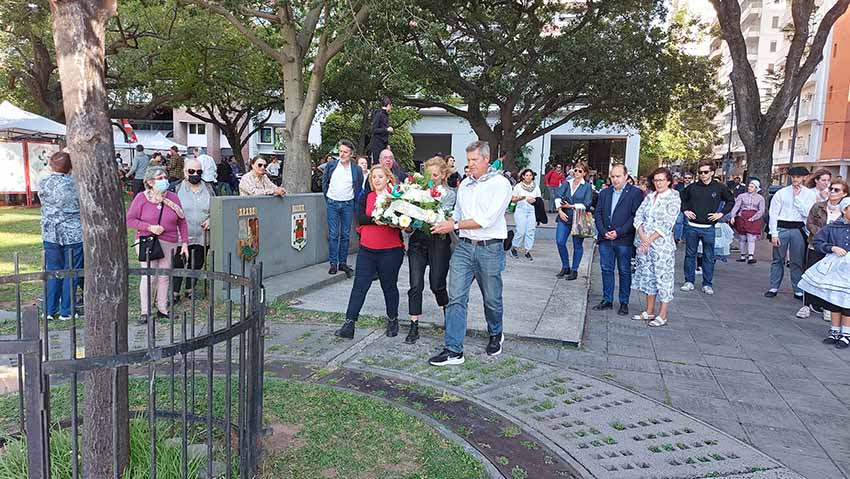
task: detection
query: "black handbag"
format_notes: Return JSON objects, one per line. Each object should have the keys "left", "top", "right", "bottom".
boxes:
{"left": 137, "top": 205, "right": 165, "bottom": 262}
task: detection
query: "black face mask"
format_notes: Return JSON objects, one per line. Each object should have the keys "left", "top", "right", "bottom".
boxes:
{"left": 187, "top": 174, "right": 202, "bottom": 185}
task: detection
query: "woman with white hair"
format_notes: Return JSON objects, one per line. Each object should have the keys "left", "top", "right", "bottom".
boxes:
{"left": 729, "top": 179, "right": 766, "bottom": 264}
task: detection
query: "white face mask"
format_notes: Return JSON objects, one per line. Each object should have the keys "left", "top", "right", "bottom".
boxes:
{"left": 153, "top": 179, "right": 169, "bottom": 193}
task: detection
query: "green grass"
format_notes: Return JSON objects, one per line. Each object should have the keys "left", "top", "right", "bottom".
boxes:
{"left": 260, "top": 380, "right": 485, "bottom": 479}
{"left": 0, "top": 418, "right": 203, "bottom": 479}
{"left": 0, "top": 377, "right": 485, "bottom": 479}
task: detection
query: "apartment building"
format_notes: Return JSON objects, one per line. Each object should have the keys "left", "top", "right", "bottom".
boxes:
{"left": 819, "top": 10, "right": 850, "bottom": 179}
{"left": 709, "top": 0, "right": 849, "bottom": 182}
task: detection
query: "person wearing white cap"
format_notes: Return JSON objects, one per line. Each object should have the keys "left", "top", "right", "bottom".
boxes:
{"left": 798, "top": 196, "right": 850, "bottom": 348}
{"left": 729, "top": 179, "right": 766, "bottom": 264}
{"left": 765, "top": 166, "right": 818, "bottom": 299}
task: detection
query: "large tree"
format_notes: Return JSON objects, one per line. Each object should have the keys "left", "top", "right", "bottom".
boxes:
{"left": 709, "top": 0, "right": 850, "bottom": 186}
{"left": 376, "top": 0, "right": 716, "bottom": 172}
{"left": 47, "top": 0, "right": 130, "bottom": 478}
{"left": 183, "top": 0, "right": 370, "bottom": 192}
{"left": 1, "top": 0, "right": 191, "bottom": 121}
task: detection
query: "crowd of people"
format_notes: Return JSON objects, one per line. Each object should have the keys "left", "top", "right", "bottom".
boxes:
{"left": 38, "top": 125, "right": 850, "bottom": 359}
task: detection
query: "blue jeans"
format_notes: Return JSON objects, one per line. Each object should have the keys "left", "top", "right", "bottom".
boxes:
{"left": 674, "top": 213, "right": 686, "bottom": 242}
{"left": 684, "top": 224, "right": 716, "bottom": 286}
{"left": 44, "top": 241, "right": 84, "bottom": 317}
{"left": 599, "top": 241, "right": 634, "bottom": 305}
{"left": 444, "top": 240, "right": 505, "bottom": 353}
{"left": 326, "top": 198, "right": 354, "bottom": 265}
{"left": 555, "top": 220, "right": 584, "bottom": 270}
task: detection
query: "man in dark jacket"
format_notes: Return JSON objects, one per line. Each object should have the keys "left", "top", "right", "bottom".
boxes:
{"left": 370, "top": 97, "right": 394, "bottom": 166}
{"left": 680, "top": 159, "right": 735, "bottom": 295}
{"left": 593, "top": 164, "right": 644, "bottom": 315}
{"left": 322, "top": 139, "right": 364, "bottom": 278}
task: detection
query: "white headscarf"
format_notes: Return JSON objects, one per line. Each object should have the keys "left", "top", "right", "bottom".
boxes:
{"left": 748, "top": 179, "right": 761, "bottom": 193}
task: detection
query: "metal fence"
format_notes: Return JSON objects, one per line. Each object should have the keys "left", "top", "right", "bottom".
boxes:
{"left": 0, "top": 253, "right": 266, "bottom": 479}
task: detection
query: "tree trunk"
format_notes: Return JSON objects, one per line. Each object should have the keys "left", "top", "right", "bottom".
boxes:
{"left": 280, "top": 62, "right": 314, "bottom": 193}
{"left": 223, "top": 129, "right": 246, "bottom": 166}
{"left": 743, "top": 136, "right": 776, "bottom": 195}
{"left": 48, "top": 1, "right": 130, "bottom": 477}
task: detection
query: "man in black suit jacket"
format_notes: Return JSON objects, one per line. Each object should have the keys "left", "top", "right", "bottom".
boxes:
{"left": 370, "top": 97, "right": 393, "bottom": 166}
{"left": 593, "top": 164, "right": 645, "bottom": 315}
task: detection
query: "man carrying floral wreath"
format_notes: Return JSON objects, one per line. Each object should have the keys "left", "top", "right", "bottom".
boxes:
{"left": 429, "top": 141, "right": 513, "bottom": 366}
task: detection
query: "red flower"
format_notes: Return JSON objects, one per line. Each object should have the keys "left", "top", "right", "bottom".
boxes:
{"left": 407, "top": 174, "right": 415, "bottom": 183}
{"left": 430, "top": 187, "right": 441, "bottom": 198}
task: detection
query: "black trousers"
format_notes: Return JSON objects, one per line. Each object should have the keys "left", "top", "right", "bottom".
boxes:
{"left": 407, "top": 232, "right": 452, "bottom": 316}
{"left": 803, "top": 248, "right": 826, "bottom": 308}
{"left": 345, "top": 246, "right": 404, "bottom": 321}
{"left": 132, "top": 179, "right": 145, "bottom": 196}
{"left": 172, "top": 245, "right": 206, "bottom": 294}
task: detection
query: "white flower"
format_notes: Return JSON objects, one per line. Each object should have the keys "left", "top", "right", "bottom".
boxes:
{"left": 398, "top": 215, "right": 412, "bottom": 228}
{"left": 391, "top": 215, "right": 400, "bottom": 225}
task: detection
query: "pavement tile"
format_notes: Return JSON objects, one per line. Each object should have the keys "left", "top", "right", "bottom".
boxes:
{"left": 603, "top": 369, "right": 665, "bottom": 391}
{"left": 607, "top": 354, "right": 661, "bottom": 374}
{"left": 771, "top": 453, "right": 847, "bottom": 479}
{"left": 731, "top": 401, "right": 806, "bottom": 430}
{"left": 606, "top": 342, "right": 656, "bottom": 359}
{"left": 742, "top": 424, "right": 825, "bottom": 458}
{"left": 663, "top": 375, "right": 727, "bottom": 400}
{"left": 702, "top": 354, "right": 761, "bottom": 373}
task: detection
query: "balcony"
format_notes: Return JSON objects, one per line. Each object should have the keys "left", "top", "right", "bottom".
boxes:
{"left": 741, "top": 0, "right": 762, "bottom": 26}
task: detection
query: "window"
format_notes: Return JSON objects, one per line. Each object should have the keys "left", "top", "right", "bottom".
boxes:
{"left": 770, "top": 41, "right": 777, "bottom": 53}
{"left": 834, "top": 43, "right": 838, "bottom": 57}
{"left": 779, "top": 140, "right": 784, "bottom": 151}
{"left": 188, "top": 123, "right": 206, "bottom": 135}
{"left": 772, "top": 16, "right": 780, "bottom": 29}
{"left": 767, "top": 63, "right": 775, "bottom": 74}
{"left": 825, "top": 128, "right": 830, "bottom": 142}
{"left": 829, "top": 85, "right": 834, "bottom": 100}
{"left": 259, "top": 127, "right": 273, "bottom": 144}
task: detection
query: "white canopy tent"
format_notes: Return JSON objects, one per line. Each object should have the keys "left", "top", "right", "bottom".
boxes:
{"left": 113, "top": 129, "right": 186, "bottom": 152}
{"left": 0, "top": 101, "right": 66, "bottom": 139}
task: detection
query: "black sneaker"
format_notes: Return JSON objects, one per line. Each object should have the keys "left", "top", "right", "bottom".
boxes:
{"left": 486, "top": 333, "right": 504, "bottom": 356}
{"left": 837, "top": 336, "right": 850, "bottom": 349}
{"left": 404, "top": 321, "right": 419, "bottom": 344}
{"left": 335, "top": 319, "right": 355, "bottom": 339}
{"left": 510, "top": 248, "right": 519, "bottom": 259}
{"left": 156, "top": 311, "right": 170, "bottom": 320}
{"left": 385, "top": 317, "right": 399, "bottom": 337}
{"left": 556, "top": 268, "right": 571, "bottom": 278}
{"left": 328, "top": 264, "right": 338, "bottom": 275}
{"left": 736, "top": 255, "right": 746, "bottom": 262}
{"left": 339, "top": 264, "right": 354, "bottom": 279}
{"left": 565, "top": 271, "right": 578, "bottom": 281}
{"left": 747, "top": 255, "right": 757, "bottom": 264}
{"left": 823, "top": 332, "right": 841, "bottom": 345}
{"left": 429, "top": 348, "right": 464, "bottom": 366}
{"left": 137, "top": 314, "right": 148, "bottom": 325}
{"left": 524, "top": 252, "right": 534, "bottom": 262}
{"left": 591, "top": 301, "right": 613, "bottom": 311}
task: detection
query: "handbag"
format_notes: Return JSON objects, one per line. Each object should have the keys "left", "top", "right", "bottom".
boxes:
{"left": 137, "top": 204, "right": 165, "bottom": 262}
{"left": 572, "top": 209, "right": 596, "bottom": 238}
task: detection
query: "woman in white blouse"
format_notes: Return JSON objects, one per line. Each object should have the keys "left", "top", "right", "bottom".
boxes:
{"left": 510, "top": 169, "right": 541, "bottom": 261}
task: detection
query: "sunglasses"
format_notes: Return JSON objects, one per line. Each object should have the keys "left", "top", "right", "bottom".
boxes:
{"left": 829, "top": 187, "right": 845, "bottom": 193}
{"left": 255, "top": 163, "right": 267, "bottom": 168}
{"left": 187, "top": 169, "right": 203, "bottom": 175}
{"left": 698, "top": 170, "right": 712, "bottom": 174}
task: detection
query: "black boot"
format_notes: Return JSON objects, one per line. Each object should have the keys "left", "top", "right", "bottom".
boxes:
{"left": 335, "top": 319, "right": 356, "bottom": 339}
{"left": 556, "top": 268, "right": 571, "bottom": 278}
{"left": 386, "top": 317, "right": 399, "bottom": 337}
{"left": 404, "top": 321, "right": 419, "bottom": 344}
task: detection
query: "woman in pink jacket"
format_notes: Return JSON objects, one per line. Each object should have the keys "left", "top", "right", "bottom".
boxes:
{"left": 126, "top": 166, "right": 189, "bottom": 324}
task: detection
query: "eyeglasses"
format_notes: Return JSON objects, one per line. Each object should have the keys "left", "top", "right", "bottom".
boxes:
{"left": 187, "top": 169, "right": 203, "bottom": 175}
{"left": 255, "top": 163, "right": 267, "bottom": 169}
{"left": 683, "top": 176, "right": 693, "bottom": 180}
{"left": 698, "top": 170, "right": 712, "bottom": 175}
{"left": 574, "top": 169, "right": 585, "bottom": 174}
{"left": 829, "top": 187, "right": 845, "bottom": 193}
{"left": 653, "top": 178, "right": 668, "bottom": 182}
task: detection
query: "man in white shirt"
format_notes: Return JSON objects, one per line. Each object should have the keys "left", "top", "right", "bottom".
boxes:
{"left": 765, "top": 166, "right": 818, "bottom": 300}
{"left": 321, "top": 139, "right": 364, "bottom": 277}
{"left": 191, "top": 148, "right": 217, "bottom": 184}
{"left": 429, "top": 141, "right": 512, "bottom": 366}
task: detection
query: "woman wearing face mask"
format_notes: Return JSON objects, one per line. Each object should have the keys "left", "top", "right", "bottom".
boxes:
{"left": 729, "top": 179, "right": 766, "bottom": 264}
{"left": 126, "top": 166, "right": 189, "bottom": 324}
{"left": 170, "top": 158, "right": 215, "bottom": 301}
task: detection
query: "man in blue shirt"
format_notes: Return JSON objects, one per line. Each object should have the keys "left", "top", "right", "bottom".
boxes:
{"left": 593, "top": 164, "right": 644, "bottom": 315}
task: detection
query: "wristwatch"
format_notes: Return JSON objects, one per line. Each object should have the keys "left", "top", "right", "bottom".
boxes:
{"left": 453, "top": 221, "right": 460, "bottom": 231}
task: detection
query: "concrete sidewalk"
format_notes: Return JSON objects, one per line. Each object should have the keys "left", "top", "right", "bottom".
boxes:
{"left": 578, "top": 241, "right": 850, "bottom": 479}
{"left": 291, "top": 237, "right": 592, "bottom": 345}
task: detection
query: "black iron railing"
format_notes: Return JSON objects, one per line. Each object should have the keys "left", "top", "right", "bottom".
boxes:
{"left": 0, "top": 253, "right": 266, "bottom": 479}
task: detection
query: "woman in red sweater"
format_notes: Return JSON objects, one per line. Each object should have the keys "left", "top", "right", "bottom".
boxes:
{"left": 335, "top": 165, "right": 404, "bottom": 339}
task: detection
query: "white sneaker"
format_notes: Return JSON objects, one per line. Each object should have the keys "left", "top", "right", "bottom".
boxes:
{"left": 680, "top": 282, "right": 695, "bottom": 291}
{"left": 796, "top": 306, "right": 811, "bottom": 319}
{"left": 696, "top": 267, "right": 703, "bottom": 275}
{"left": 822, "top": 309, "right": 832, "bottom": 322}
{"left": 702, "top": 286, "right": 714, "bottom": 295}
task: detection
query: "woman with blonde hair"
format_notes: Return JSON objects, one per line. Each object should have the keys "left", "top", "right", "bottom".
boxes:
{"left": 336, "top": 165, "right": 405, "bottom": 339}
{"left": 405, "top": 156, "right": 457, "bottom": 344}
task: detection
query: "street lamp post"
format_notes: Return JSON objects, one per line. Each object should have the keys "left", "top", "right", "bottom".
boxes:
{"left": 786, "top": 92, "right": 802, "bottom": 184}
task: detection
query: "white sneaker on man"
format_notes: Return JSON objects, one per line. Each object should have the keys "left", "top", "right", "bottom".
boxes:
{"left": 680, "top": 282, "right": 695, "bottom": 292}
{"left": 702, "top": 286, "right": 714, "bottom": 295}
{"left": 795, "top": 306, "right": 811, "bottom": 319}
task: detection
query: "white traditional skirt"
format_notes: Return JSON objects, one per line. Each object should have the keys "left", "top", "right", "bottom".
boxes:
{"left": 798, "top": 253, "right": 850, "bottom": 309}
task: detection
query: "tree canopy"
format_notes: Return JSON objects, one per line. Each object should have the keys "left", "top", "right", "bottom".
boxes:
{"left": 364, "top": 0, "right": 717, "bottom": 171}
